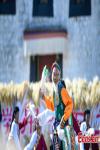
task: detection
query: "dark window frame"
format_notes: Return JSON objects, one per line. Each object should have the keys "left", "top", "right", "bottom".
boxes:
{"left": 69, "top": 0, "right": 91, "bottom": 17}
{"left": 0, "top": 0, "right": 16, "bottom": 15}
{"left": 33, "top": 0, "right": 53, "bottom": 17}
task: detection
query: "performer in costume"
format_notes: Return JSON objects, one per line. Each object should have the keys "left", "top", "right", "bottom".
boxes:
{"left": 7, "top": 106, "right": 29, "bottom": 150}
{"left": 40, "top": 62, "right": 73, "bottom": 149}
{"left": 40, "top": 62, "right": 80, "bottom": 150}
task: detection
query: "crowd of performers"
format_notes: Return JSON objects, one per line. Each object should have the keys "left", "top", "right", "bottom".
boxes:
{"left": 5, "top": 62, "right": 99, "bottom": 150}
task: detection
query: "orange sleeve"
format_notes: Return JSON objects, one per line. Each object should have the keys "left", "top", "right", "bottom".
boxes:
{"left": 61, "top": 88, "right": 73, "bottom": 121}
{"left": 43, "top": 96, "right": 54, "bottom": 111}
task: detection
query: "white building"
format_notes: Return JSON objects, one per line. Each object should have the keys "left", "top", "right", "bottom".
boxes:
{"left": 0, "top": 0, "right": 100, "bottom": 83}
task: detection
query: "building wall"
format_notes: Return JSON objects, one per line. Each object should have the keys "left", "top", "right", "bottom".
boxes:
{"left": 64, "top": 0, "right": 100, "bottom": 80}
{"left": 0, "top": 0, "right": 100, "bottom": 83}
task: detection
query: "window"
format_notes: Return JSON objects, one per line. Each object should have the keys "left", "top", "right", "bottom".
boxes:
{"left": 0, "top": 0, "right": 16, "bottom": 15}
{"left": 33, "top": 0, "right": 53, "bottom": 17}
{"left": 69, "top": 0, "right": 91, "bottom": 17}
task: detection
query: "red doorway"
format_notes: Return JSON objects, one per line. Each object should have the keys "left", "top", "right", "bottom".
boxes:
{"left": 30, "top": 54, "right": 63, "bottom": 82}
